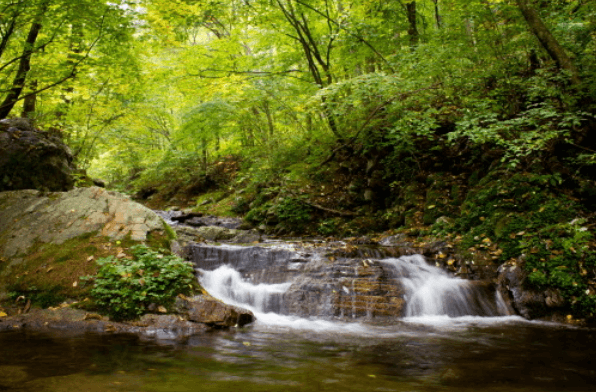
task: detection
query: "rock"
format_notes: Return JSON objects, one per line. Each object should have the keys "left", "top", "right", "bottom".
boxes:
{"left": 175, "top": 296, "right": 255, "bottom": 327}
{"left": 230, "top": 229, "right": 260, "bottom": 243}
{"left": 0, "top": 118, "right": 75, "bottom": 192}
{"left": 0, "top": 308, "right": 208, "bottom": 339}
{"left": 497, "top": 260, "right": 549, "bottom": 319}
{"left": 171, "top": 211, "right": 204, "bottom": 223}
{"left": 379, "top": 234, "right": 407, "bottom": 247}
{"left": 0, "top": 187, "right": 170, "bottom": 300}
{"left": 0, "top": 187, "right": 167, "bottom": 260}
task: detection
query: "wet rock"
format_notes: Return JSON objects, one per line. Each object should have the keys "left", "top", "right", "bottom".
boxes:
{"left": 172, "top": 212, "right": 204, "bottom": 222}
{"left": 230, "top": 229, "right": 260, "bottom": 243}
{"left": 0, "top": 118, "right": 75, "bottom": 192}
{"left": 497, "top": 261, "right": 551, "bottom": 319}
{"left": 175, "top": 296, "right": 255, "bottom": 327}
{"left": 0, "top": 307, "right": 209, "bottom": 339}
{"left": 379, "top": 234, "right": 407, "bottom": 247}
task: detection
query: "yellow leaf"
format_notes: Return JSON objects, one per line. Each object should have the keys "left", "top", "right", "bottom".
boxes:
{"left": 0, "top": 312, "right": 7, "bottom": 317}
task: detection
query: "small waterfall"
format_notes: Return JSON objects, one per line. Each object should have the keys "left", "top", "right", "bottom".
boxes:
{"left": 383, "top": 255, "right": 509, "bottom": 318}
{"left": 193, "top": 243, "right": 513, "bottom": 329}
{"left": 199, "top": 265, "right": 291, "bottom": 314}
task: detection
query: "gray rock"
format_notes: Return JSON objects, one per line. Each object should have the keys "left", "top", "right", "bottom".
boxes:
{"left": 0, "top": 187, "right": 167, "bottom": 259}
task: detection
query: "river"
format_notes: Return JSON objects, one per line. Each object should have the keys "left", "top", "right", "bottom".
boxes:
{"left": 2, "top": 247, "right": 596, "bottom": 392}
{"left": 1, "top": 317, "right": 595, "bottom": 391}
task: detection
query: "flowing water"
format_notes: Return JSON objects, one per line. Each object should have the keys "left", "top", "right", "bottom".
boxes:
{"left": 2, "top": 247, "right": 596, "bottom": 391}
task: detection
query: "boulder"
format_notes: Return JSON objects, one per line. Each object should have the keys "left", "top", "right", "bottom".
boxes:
{"left": 0, "top": 118, "right": 75, "bottom": 192}
{"left": 0, "top": 187, "right": 167, "bottom": 259}
{"left": 497, "top": 260, "right": 563, "bottom": 319}
{"left": 175, "top": 295, "right": 255, "bottom": 327}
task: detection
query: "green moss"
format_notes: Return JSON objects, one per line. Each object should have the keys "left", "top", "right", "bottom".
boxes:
{"left": 161, "top": 219, "right": 177, "bottom": 241}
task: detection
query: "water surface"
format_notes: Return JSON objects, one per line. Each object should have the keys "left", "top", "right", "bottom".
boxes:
{"left": 1, "top": 319, "right": 595, "bottom": 392}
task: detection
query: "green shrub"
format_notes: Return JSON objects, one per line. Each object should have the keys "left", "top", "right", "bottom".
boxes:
{"left": 83, "top": 245, "right": 195, "bottom": 321}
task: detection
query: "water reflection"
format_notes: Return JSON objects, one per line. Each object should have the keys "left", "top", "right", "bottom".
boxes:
{"left": 1, "top": 321, "right": 595, "bottom": 392}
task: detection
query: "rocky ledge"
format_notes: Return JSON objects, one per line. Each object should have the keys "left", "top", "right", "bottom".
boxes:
{"left": 0, "top": 294, "right": 255, "bottom": 340}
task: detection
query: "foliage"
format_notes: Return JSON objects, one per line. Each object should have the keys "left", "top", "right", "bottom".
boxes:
{"left": 452, "top": 170, "right": 596, "bottom": 319}
{"left": 83, "top": 245, "right": 195, "bottom": 321}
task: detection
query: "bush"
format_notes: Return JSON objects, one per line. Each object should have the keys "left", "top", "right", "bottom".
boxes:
{"left": 83, "top": 245, "right": 195, "bottom": 321}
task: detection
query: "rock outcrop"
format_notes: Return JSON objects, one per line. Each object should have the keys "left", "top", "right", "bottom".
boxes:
{"left": 0, "top": 187, "right": 169, "bottom": 301}
{"left": 0, "top": 118, "right": 75, "bottom": 192}
{"left": 0, "top": 186, "right": 166, "bottom": 259}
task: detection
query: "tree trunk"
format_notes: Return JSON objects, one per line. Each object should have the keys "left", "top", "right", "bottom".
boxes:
{"left": 22, "top": 80, "right": 38, "bottom": 118}
{"left": 433, "top": 0, "right": 441, "bottom": 29}
{"left": 406, "top": 1, "right": 419, "bottom": 47}
{"left": 515, "top": 0, "right": 581, "bottom": 85}
{"left": 0, "top": 12, "right": 44, "bottom": 119}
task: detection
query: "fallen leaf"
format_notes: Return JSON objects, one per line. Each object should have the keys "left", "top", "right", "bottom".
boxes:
{"left": 243, "top": 341, "right": 251, "bottom": 346}
{"left": 157, "top": 306, "right": 167, "bottom": 313}
{"left": 87, "top": 256, "right": 94, "bottom": 262}
{"left": 0, "top": 312, "right": 7, "bottom": 317}
{"left": 72, "top": 281, "right": 78, "bottom": 287}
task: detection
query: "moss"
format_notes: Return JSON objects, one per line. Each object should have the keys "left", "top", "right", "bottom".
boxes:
{"left": 161, "top": 218, "right": 177, "bottom": 241}
{"left": 0, "top": 230, "right": 177, "bottom": 309}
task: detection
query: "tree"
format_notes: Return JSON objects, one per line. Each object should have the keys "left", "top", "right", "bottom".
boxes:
{"left": 0, "top": 0, "right": 135, "bottom": 119}
{"left": 515, "top": 0, "right": 581, "bottom": 85}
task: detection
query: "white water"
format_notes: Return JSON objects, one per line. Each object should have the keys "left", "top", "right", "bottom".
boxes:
{"left": 199, "top": 255, "right": 519, "bottom": 333}
{"left": 383, "top": 255, "right": 510, "bottom": 318}
{"left": 198, "top": 265, "right": 377, "bottom": 334}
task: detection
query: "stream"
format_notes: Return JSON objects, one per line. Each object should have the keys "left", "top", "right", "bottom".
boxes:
{"left": 2, "top": 239, "right": 596, "bottom": 391}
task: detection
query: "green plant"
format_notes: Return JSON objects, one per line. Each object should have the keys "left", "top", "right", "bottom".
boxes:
{"left": 83, "top": 245, "right": 195, "bottom": 321}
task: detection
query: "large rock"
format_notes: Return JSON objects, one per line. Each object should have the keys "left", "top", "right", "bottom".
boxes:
{"left": 0, "top": 187, "right": 167, "bottom": 260}
{"left": 175, "top": 295, "right": 255, "bottom": 327}
{"left": 497, "top": 259, "right": 565, "bottom": 319}
{"left": 0, "top": 118, "right": 75, "bottom": 192}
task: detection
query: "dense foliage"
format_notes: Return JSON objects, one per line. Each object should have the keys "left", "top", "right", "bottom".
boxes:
{"left": 83, "top": 245, "right": 195, "bottom": 321}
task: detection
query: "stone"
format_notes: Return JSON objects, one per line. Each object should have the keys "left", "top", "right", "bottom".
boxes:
{"left": 0, "top": 118, "right": 75, "bottom": 192}
{"left": 0, "top": 187, "right": 166, "bottom": 260}
{"left": 175, "top": 296, "right": 255, "bottom": 327}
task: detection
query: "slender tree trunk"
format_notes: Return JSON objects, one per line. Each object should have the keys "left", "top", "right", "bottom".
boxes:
{"left": 263, "top": 100, "right": 275, "bottom": 140}
{"left": 0, "top": 15, "right": 17, "bottom": 60}
{"left": 433, "top": 0, "right": 441, "bottom": 29}
{"left": 515, "top": 0, "right": 581, "bottom": 85}
{"left": 406, "top": 1, "right": 419, "bottom": 47}
{"left": 22, "top": 80, "right": 37, "bottom": 118}
{"left": 0, "top": 10, "right": 44, "bottom": 119}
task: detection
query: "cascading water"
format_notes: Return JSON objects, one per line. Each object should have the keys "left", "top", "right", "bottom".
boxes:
{"left": 198, "top": 265, "right": 291, "bottom": 314}
{"left": 195, "top": 243, "right": 514, "bottom": 330}
{"left": 382, "top": 255, "right": 510, "bottom": 318}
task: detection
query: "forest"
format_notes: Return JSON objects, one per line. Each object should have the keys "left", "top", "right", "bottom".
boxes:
{"left": 1, "top": 0, "right": 596, "bottom": 321}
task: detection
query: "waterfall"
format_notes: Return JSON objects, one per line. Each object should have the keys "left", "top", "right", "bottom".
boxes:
{"left": 194, "top": 244, "right": 512, "bottom": 329}
{"left": 198, "top": 265, "right": 291, "bottom": 314}
{"left": 383, "top": 255, "right": 509, "bottom": 318}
